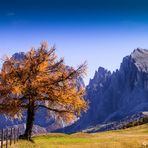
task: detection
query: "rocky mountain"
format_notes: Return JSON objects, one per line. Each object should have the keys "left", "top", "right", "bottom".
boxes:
{"left": 57, "top": 48, "right": 148, "bottom": 133}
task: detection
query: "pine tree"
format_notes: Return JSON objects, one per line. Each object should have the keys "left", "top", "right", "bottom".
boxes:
{"left": 0, "top": 42, "right": 88, "bottom": 140}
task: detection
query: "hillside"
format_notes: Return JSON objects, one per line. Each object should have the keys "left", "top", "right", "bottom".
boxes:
{"left": 11, "top": 124, "right": 148, "bottom": 148}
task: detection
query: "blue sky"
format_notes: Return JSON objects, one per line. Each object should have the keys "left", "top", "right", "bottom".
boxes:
{"left": 1, "top": 0, "right": 148, "bottom": 84}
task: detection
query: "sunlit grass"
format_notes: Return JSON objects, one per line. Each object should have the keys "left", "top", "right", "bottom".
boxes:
{"left": 11, "top": 124, "right": 148, "bottom": 148}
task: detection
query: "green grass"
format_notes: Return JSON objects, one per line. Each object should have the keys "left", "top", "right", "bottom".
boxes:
{"left": 11, "top": 124, "right": 148, "bottom": 148}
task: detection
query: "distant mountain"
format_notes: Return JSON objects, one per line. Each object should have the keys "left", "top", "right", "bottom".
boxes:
{"left": 0, "top": 52, "right": 85, "bottom": 134}
{"left": 57, "top": 48, "right": 148, "bottom": 133}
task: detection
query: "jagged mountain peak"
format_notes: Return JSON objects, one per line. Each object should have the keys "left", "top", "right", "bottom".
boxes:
{"left": 97, "top": 67, "right": 108, "bottom": 73}
{"left": 87, "top": 67, "right": 111, "bottom": 91}
{"left": 131, "top": 48, "right": 148, "bottom": 72}
{"left": 94, "top": 67, "right": 111, "bottom": 79}
{"left": 132, "top": 48, "right": 148, "bottom": 55}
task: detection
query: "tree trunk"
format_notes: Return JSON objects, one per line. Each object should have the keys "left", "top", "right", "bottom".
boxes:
{"left": 20, "top": 102, "right": 35, "bottom": 140}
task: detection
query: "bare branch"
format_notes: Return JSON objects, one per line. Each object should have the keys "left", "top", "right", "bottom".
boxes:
{"left": 36, "top": 105, "right": 74, "bottom": 113}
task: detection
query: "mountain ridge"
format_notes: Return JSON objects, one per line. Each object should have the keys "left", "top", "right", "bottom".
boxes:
{"left": 56, "top": 48, "right": 148, "bottom": 133}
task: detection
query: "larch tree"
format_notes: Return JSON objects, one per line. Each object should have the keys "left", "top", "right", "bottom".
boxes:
{"left": 0, "top": 43, "right": 88, "bottom": 140}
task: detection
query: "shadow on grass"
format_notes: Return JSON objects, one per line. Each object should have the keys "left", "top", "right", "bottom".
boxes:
{"left": 19, "top": 135, "right": 35, "bottom": 143}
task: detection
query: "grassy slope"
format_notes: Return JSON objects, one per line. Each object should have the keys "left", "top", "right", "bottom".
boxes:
{"left": 11, "top": 124, "right": 148, "bottom": 148}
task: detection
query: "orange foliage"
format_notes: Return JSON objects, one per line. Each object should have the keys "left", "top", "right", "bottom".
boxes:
{"left": 0, "top": 42, "right": 88, "bottom": 123}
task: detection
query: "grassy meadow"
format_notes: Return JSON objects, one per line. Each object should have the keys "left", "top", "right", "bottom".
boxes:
{"left": 11, "top": 124, "right": 148, "bottom": 148}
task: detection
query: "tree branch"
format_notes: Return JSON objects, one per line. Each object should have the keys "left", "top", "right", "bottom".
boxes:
{"left": 50, "top": 63, "right": 86, "bottom": 86}
{"left": 36, "top": 105, "right": 74, "bottom": 113}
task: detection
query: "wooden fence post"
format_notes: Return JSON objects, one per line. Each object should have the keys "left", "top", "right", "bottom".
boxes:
{"left": 1, "top": 129, "right": 3, "bottom": 148}
{"left": 17, "top": 128, "right": 19, "bottom": 141}
{"left": 13, "top": 128, "right": 15, "bottom": 144}
{"left": 10, "top": 128, "right": 12, "bottom": 146}
{"left": 5, "top": 129, "right": 8, "bottom": 148}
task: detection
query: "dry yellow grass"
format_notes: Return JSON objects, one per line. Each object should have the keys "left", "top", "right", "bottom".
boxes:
{"left": 10, "top": 124, "right": 148, "bottom": 148}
